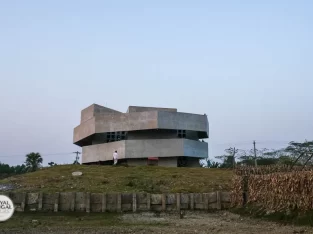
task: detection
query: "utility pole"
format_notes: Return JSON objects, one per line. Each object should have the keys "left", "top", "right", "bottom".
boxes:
{"left": 253, "top": 141, "right": 257, "bottom": 167}
{"left": 232, "top": 147, "right": 236, "bottom": 169}
{"left": 73, "top": 151, "right": 81, "bottom": 164}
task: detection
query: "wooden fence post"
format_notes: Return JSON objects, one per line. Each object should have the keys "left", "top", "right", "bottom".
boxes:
{"left": 70, "top": 192, "right": 75, "bottom": 211}
{"left": 54, "top": 192, "right": 59, "bottom": 212}
{"left": 38, "top": 192, "right": 43, "bottom": 211}
{"left": 19, "top": 193, "right": 26, "bottom": 212}
{"left": 146, "top": 193, "right": 151, "bottom": 211}
{"left": 117, "top": 193, "right": 121, "bottom": 212}
{"left": 176, "top": 193, "right": 181, "bottom": 211}
{"left": 242, "top": 176, "right": 249, "bottom": 206}
{"left": 190, "top": 193, "right": 194, "bottom": 210}
{"left": 204, "top": 193, "right": 209, "bottom": 210}
{"left": 216, "top": 191, "right": 221, "bottom": 210}
{"left": 132, "top": 193, "right": 137, "bottom": 212}
{"left": 162, "top": 194, "right": 166, "bottom": 211}
{"left": 102, "top": 193, "right": 106, "bottom": 212}
{"left": 86, "top": 192, "right": 90, "bottom": 213}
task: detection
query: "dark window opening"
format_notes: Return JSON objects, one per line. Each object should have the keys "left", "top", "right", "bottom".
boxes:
{"left": 177, "top": 130, "right": 186, "bottom": 138}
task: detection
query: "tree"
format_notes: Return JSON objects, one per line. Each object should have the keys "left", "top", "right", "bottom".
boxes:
{"left": 285, "top": 140, "right": 313, "bottom": 165}
{"left": 25, "top": 152, "right": 43, "bottom": 172}
{"left": 48, "top": 162, "right": 57, "bottom": 167}
{"left": 209, "top": 161, "right": 221, "bottom": 168}
{"left": 215, "top": 147, "right": 244, "bottom": 168}
{"left": 238, "top": 148, "right": 271, "bottom": 166}
{"left": 0, "top": 162, "right": 27, "bottom": 179}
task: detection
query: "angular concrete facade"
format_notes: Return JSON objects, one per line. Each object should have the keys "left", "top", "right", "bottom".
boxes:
{"left": 73, "top": 104, "right": 209, "bottom": 167}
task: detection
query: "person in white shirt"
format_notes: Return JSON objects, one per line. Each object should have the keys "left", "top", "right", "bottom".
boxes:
{"left": 113, "top": 150, "right": 118, "bottom": 165}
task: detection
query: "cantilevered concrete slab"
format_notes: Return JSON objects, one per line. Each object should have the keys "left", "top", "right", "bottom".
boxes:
{"left": 73, "top": 104, "right": 209, "bottom": 167}
{"left": 127, "top": 106, "right": 177, "bottom": 113}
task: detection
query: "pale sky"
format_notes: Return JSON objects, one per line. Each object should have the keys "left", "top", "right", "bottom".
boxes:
{"left": 0, "top": 0, "right": 312, "bottom": 165}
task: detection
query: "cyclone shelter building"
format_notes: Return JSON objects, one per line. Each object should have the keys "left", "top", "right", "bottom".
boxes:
{"left": 73, "top": 104, "right": 209, "bottom": 167}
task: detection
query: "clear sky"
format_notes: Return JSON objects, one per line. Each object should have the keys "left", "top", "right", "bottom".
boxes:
{"left": 0, "top": 0, "right": 312, "bottom": 165}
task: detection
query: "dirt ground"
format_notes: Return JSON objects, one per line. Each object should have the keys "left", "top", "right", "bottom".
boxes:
{"left": 1, "top": 211, "right": 312, "bottom": 234}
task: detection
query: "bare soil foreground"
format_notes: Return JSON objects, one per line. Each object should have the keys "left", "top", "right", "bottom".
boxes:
{"left": 1, "top": 211, "right": 312, "bottom": 234}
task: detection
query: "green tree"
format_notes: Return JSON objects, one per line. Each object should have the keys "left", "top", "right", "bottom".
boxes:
{"left": 48, "top": 162, "right": 57, "bottom": 167}
{"left": 215, "top": 147, "right": 244, "bottom": 168}
{"left": 0, "top": 162, "right": 27, "bottom": 179}
{"left": 25, "top": 152, "right": 43, "bottom": 172}
{"left": 285, "top": 140, "right": 313, "bottom": 165}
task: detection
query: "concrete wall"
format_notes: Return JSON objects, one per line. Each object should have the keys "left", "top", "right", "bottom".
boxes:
{"left": 127, "top": 106, "right": 177, "bottom": 113}
{"left": 82, "top": 141, "right": 126, "bottom": 163}
{"left": 81, "top": 104, "right": 121, "bottom": 124}
{"left": 73, "top": 117, "right": 96, "bottom": 144}
{"left": 127, "top": 158, "right": 148, "bottom": 166}
{"left": 157, "top": 111, "right": 209, "bottom": 134}
{"left": 126, "top": 158, "right": 178, "bottom": 167}
{"left": 81, "top": 105, "right": 95, "bottom": 123}
{"left": 82, "top": 139, "right": 208, "bottom": 163}
{"left": 1, "top": 191, "right": 231, "bottom": 213}
{"left": 125, "top": 139, "right": 184, "bottom": 158}
{"left": 95, "top": 111, "right": 159, "bottom": 133}
{"left": 74, "top": 110, "right": 209, "bottom": 145}
{"left": 158, "top": 157, "right": 178, "bottom": 167}
{"left": 183, "top": 139, "right": 208, "bottom": 158}
{"left": 126, "top": 157, "right": 198, "bottom": 167}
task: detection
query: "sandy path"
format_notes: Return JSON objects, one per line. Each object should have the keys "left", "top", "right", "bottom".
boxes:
{"left": 1, "top": 211, "right": 312, "bottom": 234}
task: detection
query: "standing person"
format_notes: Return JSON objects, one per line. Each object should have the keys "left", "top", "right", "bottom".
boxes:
{"left": 113, "top": 150, "right": 118, "bottom": 165}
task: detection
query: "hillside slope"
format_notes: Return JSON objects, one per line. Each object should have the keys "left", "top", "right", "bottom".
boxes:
{"left": 0, "top": 165, "right": 232, "bottom": 193}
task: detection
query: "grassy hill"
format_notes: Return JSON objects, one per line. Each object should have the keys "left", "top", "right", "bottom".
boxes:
{"left": 0, "top": 165, "right": 233, "bottom": 193}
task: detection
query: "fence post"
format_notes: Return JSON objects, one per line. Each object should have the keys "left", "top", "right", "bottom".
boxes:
{"left": 132, "top": 193, "right": 137, "bottom": 212}
{"left": 20, "top": 193, "right": 26, "bottom": 212}
{"left": 86, "top": 192, "right": 90, "bottom": 213}
{"left": 54, "top": 192, "right": 59, "bottom": 212}
{"left": 117, "top": 193, "right": 122, "bottom": 212}
{"left": 190, "top": 193, "right": 194, "bottom": 210}
{"left": 38, "top": 192, "right": 43, "bottom": 211}
{"left": 203, "top": 193, "right": 209, "bottom": 210}
{"left": 242, "top": 176, "right": 249, "bottom": 206}
{"left": 176, "top": 193, "right": 181, "bottom": 211}
{"left": 162, "top": 194, "right": 166, "bottom": 211}
{"left": 70, "top": 192, "right": 75, "bottom": 211}
{"left": 146, "top": 193, "right": 151, "bottom": 211}
{"left": 216, "top": 191, "right": 221, "bottom": 210}
{"left": 102, "top": 193, "right": 106, "bottom": 212}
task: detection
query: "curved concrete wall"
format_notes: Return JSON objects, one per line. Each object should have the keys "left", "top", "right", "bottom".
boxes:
{"left": 157, "top": 111, "right": 208, "bottom": 133}
{"left": 82, "top": 139, "right": 208, "bottom": 163}
{"left": 74, "top": 111, "right": 209, "bottom": 144}
{"left": 95, "top": 111, "right": 159, "bottom": 133}
{"left": 82, "top": 141, "right": 126, "bottom": 163}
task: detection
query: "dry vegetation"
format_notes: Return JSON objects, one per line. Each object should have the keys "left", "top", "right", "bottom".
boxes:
{"left": 232, "top": 168, "right": 313, "bottom": 212}
{"left": 234, "top": 165, "right": 313, "bottom": 176}
{"left": 0, "top": 165, "right": 232, "bottom": 193}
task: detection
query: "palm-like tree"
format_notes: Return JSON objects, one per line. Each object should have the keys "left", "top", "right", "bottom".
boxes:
{"left": 25, "top": 152, "right": 43, "bottom": 172}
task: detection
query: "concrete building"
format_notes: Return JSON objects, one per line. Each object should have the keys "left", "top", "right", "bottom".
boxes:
{"left": 73, "top": 104, "right": 209, "bottom": 167}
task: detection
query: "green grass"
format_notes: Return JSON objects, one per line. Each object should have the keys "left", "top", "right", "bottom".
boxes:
{"left": 0, "top": 165, "right": 232, "bottom": 193}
